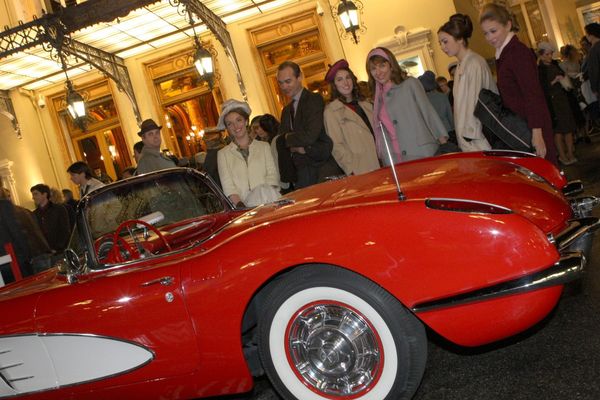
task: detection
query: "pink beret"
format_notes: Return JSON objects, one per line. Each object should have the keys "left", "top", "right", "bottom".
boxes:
{"left": 325, "top": 59, "right": 350, "bottom": 82}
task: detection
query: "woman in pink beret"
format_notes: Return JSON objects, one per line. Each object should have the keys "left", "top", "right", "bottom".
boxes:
{"left": 323, "top": 59, "right": 380, "bottom": 175}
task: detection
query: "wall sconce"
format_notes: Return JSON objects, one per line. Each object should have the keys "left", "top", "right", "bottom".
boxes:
{"left": 188, "top": 11, "right": 214, "bottom": 89}
{"left": 331, "top": 0, "right": 365, "bottom": 44}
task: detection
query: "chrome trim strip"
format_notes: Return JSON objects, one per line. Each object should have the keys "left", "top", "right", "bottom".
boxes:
{"left": 412, "top": 252, "right": 584, "bottom": 313}
{"left": 555, "top": 217, "right": 600, "bottom": 251}
{"left": 562, "top": 180, "right": 584, "bottom": 197}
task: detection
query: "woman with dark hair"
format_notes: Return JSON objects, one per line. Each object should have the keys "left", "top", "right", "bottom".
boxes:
{"left": 323, "top": 59, "right": 379, "bottom": 175}
{"left": 479, "top": 2, "right": 555, "bottom": 162}
{"left": 67, "top": 161, "right": 105, "bottom": 198}
{"left": 366, "top": 47, "right": 448, "bottom": 164}
{"left": 256, "top": 114, "right": 279, "bottom": 143}
{"left": 217, "top": 99, "right": 279, "bottom": 207}
{"left": 249, "top": 115, "right": 262, "bottom": 140}
{"left": 537, "top": 42, "right": 578, "bottom": 165}
{"left": 438, "top": 13, "right": 496, "bottom": 151}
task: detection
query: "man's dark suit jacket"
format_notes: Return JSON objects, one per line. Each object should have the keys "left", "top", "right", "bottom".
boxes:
{"left": 278, "top": 88, "right": 341, "bottom": 187}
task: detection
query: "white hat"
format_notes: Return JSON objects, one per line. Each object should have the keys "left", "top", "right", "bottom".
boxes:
{"left": 217, "top": 99, "right": 252, "bottom": 130}
{"left": 537, "top": 41, "right": 554, "bottom": 54}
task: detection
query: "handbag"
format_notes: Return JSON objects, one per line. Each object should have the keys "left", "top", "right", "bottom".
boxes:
{"left": 474, "top": 89, "right": 534, "bottom": 152}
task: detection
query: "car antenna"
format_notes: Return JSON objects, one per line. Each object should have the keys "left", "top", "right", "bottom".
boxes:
{"left": 379, "top": 122, "right": 406, "bottom": 201}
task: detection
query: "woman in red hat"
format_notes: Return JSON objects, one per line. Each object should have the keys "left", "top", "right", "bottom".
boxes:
{"left": 323, "top": 59, "right": 380, "bottom": 175}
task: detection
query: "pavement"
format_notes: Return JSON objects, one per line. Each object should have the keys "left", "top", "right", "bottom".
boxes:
{"left": 210, "top": 135, "right": 600, "bottom": 400}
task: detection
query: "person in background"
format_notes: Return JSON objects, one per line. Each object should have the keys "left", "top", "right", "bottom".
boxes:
{"left": 559, "top": 44, "right": 582, "bottom": 79}
{"left": 256, "top": 114, "right": 279, "bottom": 143}
{"left": 366, "top": 46, "right": 448, "bottom": 164}
{"left": 62, "top": 189, "right": 78, "bottom": 209}
{"left": 277, "top": 61, "right": 341, "bottom": 188}
{"left": 50, "top": 187, "right": 75, "bottom": 228}
{"left": 0, "top": 195, "right": 32, "bottom": 284}
{"left": 480, "top": 3, "right": 554, "bottom": 162}
{"left": 585, "top": 22, "right": 600, "bottom": 97}
{"left": 436, "top": 76, "right": 451, "bottom": 96}
{"left": 67, "top": 161, "right": 105, "bottom": 198}
{"left": 537, "top": 42, "right": 579, "bottom": 165}
{"left": 136, "top": 118, "right": 176, "bottom": 174}
{"left": 217, "top": 99, "right": 280, "bottom": 207}
{"left": 133, "top": 141, "right": 144, "bottom": 163}
{"left": 323, "top": 59, "right": 380, "bottom": 176}
{"left": 438, "top": 13, "right": 496, "bottom": 151}
{"left": 202, "top": 129, "right": 227, "bottom": 188}
{"left": 94, "top": 168, "right": 113, "bottom": 184}
{"left": 580, "top": 34, "right": 600, "bottom": 128}
{"left": 559, "top": 43, "right": 588, "bottom": 143}
{"left": 0, "top": 188, "right": 51, "bottom": 275}
{"left": 249, "top": 115, "right": 262, "bottom": 140}
{"left": 30, "top": 183, "right": 70, "bottom": 254}
{"left": 418, "top": 70, "right": 456, "bottom": 145}
{"left": 447, "top": 61, "right": 458, "bottom": 106}
{"left": 121, "top": 167, "right": 136, "bottom": 179}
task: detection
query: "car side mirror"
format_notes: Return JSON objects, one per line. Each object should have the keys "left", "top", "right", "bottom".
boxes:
{"left": 63, "top": 249, "right": 86, "bottom": 284}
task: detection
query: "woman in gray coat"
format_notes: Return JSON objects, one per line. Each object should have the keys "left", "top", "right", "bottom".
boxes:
{"left": 323, "top": 59, "right": 380, "bottom": 175}
{"left": 366, "top": 47, "right": 448, "bottom": 164}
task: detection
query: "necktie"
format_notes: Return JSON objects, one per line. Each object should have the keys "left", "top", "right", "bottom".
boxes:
{"left": 290, "top": 99, "right": 296, "bottom": 129}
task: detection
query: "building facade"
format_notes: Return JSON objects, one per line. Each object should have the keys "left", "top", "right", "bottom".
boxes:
{"left": 0, "top": 0, "right": 595, "bottom": 208}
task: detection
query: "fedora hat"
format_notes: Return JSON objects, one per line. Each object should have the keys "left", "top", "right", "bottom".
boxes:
{"left": 138, "top": 118, "right": 162, "bottom": 137}
{"left": 418, "top": 70, "right": 438, "bottom": 92}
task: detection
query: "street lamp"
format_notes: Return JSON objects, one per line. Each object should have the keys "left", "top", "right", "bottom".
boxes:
{"left": 332, "top": 0, "right": 365, "bottom": 44}
{"left": 189, "top": 11, "right": 214, "bottom": 88}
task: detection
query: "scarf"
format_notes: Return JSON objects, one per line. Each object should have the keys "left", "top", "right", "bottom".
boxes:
{"left": 367, "top": 48, "right": 402, "bottom": 161}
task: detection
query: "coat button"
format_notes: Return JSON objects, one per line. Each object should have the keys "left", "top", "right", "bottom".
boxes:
{"left": 402, "top": 151, "right": 407, "bottom": 155}
{"left": 393, "top": 120, "right": 398, "bottom": 125}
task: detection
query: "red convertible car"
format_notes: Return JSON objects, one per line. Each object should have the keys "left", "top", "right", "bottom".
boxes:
{"left": 0, "top": 150, "right": 598, "bottom": 400}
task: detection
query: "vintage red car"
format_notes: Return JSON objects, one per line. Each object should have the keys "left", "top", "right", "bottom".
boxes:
{"left": 0, "top": 150, "right": 598, "bottom": 400}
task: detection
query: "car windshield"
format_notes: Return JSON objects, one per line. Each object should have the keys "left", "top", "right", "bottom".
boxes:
{"left": 77, "top": 170, "right": 229, "bottom": 267}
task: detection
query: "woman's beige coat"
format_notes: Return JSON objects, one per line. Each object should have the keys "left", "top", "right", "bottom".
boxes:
{"left": 217, "top": 140, "right": 279, "bottom": 201}
{"left": 323, "top": 99, "right": 380, "bottom": 175}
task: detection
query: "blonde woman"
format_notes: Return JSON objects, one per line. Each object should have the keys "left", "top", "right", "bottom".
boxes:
{"left": 216, "top": 99, "right": 280, "bottom": 207}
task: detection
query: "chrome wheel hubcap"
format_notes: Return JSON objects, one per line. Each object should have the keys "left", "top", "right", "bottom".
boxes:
{"left": 287, "top": 303, "right": 381, "bottom": 396}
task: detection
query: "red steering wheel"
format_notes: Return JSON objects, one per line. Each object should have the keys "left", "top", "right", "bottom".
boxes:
{"left": 110, "top": 219, "right": 171, "bottom": 262}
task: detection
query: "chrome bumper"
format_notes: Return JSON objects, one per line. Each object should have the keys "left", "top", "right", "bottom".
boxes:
{"left": 553, "top": 217, "right": 600, "bottom": 260}
{"left": 562, "top": 180, "right": 584, "bottom": 197}
{"left": 412, "top": 253, "right": 585, "bottom": 313}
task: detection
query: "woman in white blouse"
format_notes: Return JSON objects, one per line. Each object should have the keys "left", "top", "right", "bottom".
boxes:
{"left": 216, "top": 99, "right": 280, "bottom": 207}
{"left": 438, "top": 13, "right": 497, "bottom": 151}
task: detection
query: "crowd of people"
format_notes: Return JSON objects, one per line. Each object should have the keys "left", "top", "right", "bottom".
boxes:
{"left": 3, "top": 3, "right": 600, "bottom": 285}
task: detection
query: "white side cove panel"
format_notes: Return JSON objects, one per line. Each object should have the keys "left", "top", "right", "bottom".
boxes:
{"left": 0, "top": 334, "right": 154, "bottom": 398}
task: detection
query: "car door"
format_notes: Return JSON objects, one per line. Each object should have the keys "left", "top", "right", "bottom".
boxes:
{"left": 33, "top": 258, "right": 200, "bottom": 388}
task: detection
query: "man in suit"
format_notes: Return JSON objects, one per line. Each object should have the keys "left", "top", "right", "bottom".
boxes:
{"left": 277, "top": 61, "right": 341, "bottom": 189}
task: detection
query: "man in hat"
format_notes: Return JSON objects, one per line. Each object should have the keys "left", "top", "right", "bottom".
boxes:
{"left": 136, "top": 118, "right": 176, "bottom": 174}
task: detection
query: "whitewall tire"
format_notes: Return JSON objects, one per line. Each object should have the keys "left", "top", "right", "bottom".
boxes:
{"left": 258, "top": 265, "right": 426, "bottom": 400}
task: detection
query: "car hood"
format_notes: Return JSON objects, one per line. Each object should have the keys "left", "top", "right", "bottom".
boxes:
{"left": 247, "top": 157, "right": 570, "bottom": 233}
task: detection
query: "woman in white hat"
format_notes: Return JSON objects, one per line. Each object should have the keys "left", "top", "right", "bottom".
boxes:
{"left": 216, "top": 99, "right": 280, "bottom": 207}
